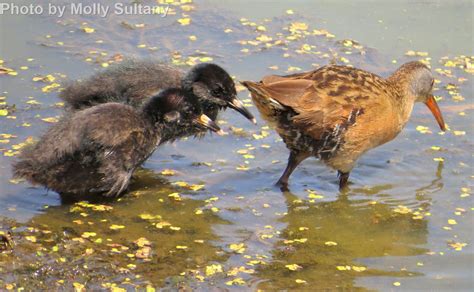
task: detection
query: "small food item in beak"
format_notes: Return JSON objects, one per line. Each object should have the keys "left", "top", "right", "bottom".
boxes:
{"left": 195, "top": 114, "right": 227, "bottom": 135}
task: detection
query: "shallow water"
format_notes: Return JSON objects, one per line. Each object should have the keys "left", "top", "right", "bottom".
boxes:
{"left": 0, "top": 0, "right": 473, "bottom": 290}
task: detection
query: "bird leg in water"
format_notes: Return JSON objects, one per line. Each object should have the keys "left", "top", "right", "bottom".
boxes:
{"left": 338, "top": 171, "right": 350, "bottom": 190}
{"left": 276, "top": 151, "right": 309, "bottom": 191}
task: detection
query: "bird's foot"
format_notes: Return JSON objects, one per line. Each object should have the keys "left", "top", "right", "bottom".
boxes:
{"left": 275, "top": 180, "right": 290, "bottom": 192}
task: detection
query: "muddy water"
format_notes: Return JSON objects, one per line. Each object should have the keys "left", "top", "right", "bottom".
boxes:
{"left": 0, "top": 0, "right": 472, "bottom": 290}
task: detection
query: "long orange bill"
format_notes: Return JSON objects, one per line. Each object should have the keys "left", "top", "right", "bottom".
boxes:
{"left": 424, "top": 95, "right": 446, "bottom": 131}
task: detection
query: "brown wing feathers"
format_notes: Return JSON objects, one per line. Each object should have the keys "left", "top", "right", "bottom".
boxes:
{"left": 243, "top": 65, "right": 372, "bottom": 159}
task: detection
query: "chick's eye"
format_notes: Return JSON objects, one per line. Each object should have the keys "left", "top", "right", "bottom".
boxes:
{"left": 211, "top": 88, "right": 223, "bottom": 96}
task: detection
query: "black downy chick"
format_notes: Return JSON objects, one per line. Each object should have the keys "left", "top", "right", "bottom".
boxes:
{"left": 13, "top": 88, "right": 223, "bottom": 197}
{"left": 59, "top": 60, "right": 256, "bottom": 141}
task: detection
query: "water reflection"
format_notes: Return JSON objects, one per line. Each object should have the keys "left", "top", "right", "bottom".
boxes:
{"left": 255, "top": 163, "right": 444, "bottom": 290}
{"left": 1, "top": 169, "right": 228, "bottom": 289}
{"left": 256, "top": 192, "right": 427, "bottom": 289}
{"left": 415, "top": 161, "right": 444, "bottom": 197}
